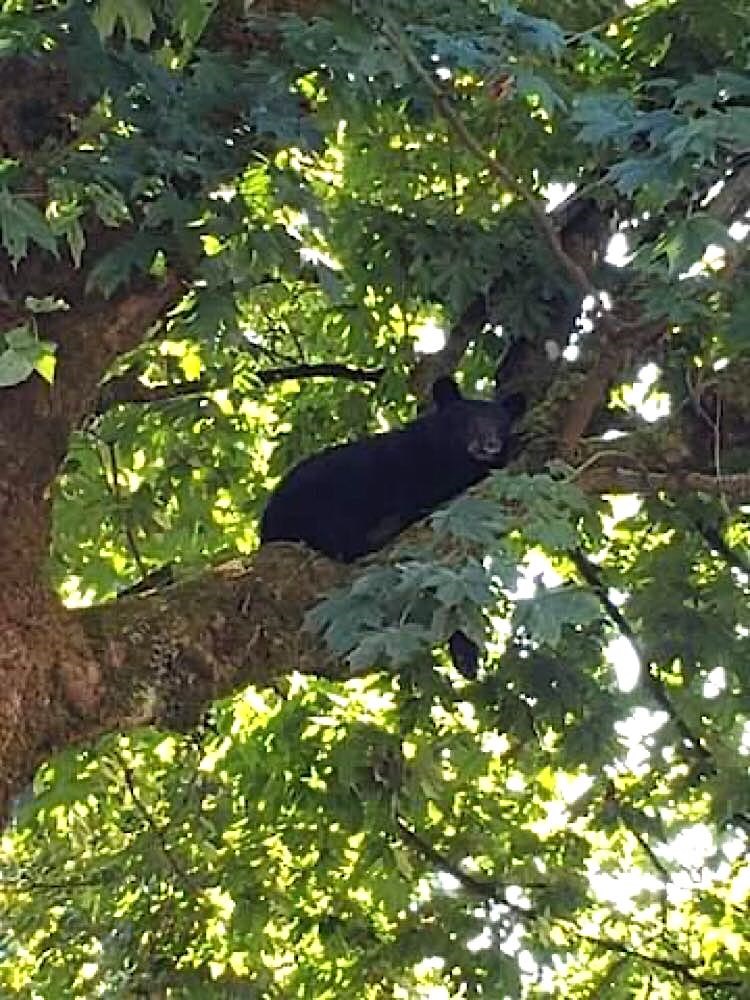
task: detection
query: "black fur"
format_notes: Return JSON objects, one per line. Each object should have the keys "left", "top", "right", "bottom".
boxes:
{"left": 260, "top": 377, "right": 524, "bottom": 678}
{"left": 261, "top": 377, "right": 524, "bottom": 561}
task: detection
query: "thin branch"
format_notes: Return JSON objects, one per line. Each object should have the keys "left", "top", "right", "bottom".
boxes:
{"left": 564, "top": 4, "right": 633, "bottom": 45}
{"left": 258, "top": 362, "right": 386, "bottom": 385}
{"left": 113, "top": 749, "right": 197, "bottom": 887}
{"left": 572, "top": 551, "right": 714, "bottom": 768}
{"left": 0, "top": 875, "right": 104, "bottom": 892}
{"left": 376, "top": 14, "right": 596, "bottom": 299}
{"left": 396, "top": 818, "right": 740, "bottom": 989}
{"left": 575, "top": 465, "right": 750, "bottom": 504}
{"left": 395, "top": 815, "right": 539, "bottom": 917}
{"left": 629, "top": 826, "right": 671, "bottom": 885}
{"left": 96, "top": 363, "right": 386, "bottom": 413}
{"left": 99, "top": 441, "right": 147, "bottom": 579}
{"left": 571, "top": 931, "right": 743, "bottom": 989}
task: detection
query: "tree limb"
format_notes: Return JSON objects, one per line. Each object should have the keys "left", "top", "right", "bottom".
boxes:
{"left": 96, "top": 363, "right": 386, "bottom": 413}
{"left": 575, "top": 465, "right": 750, "bottom": 504}
{"left": 377, "top": 14, "right": 596, "bottom": 299}
{"left": 572, "top": 552, "right": 714, "bottom": 768}
{"left": 72, "top": 544, "right": 352, "bottom": 738}
{"left": 395, "top": 815, "right": 538, "bottom": 916}
{"left": 569, "top": 931, "right": 743, "bottom": 989}
{"left": 396, "top": 820, "right": 739, "bottom": 989}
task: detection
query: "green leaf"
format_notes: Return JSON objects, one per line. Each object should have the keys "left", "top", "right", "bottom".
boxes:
{"left": 87, "top": 182, "right": 130, "bottom": 228}
{"left": 514, "top": 67, "right": 567, "bottom": 112}
{"left": 430, "top": 495, "right": 511, "bottom": 545}
{"left": 499, "top": 5, "right": 565, "bottom": 56}
{"left": 85, "top": 234, "right": 161, "bottom": 297}
{"left": 674, "top": 70, "right": 750, "bottom": 109}
{"left": 24, "top": 295, "right": 68, "bottom": 314}
{"left": 0, "top": 325, "right": 57, "bottom": 387}
{"left": 656, "top": 215, "right": 731, "bottom": 275}
{"left": 514, "top": 588, "right": 601, "bottom": 646}
{"left": 665, "top": 116, "right": 720, "bottom": 164}
{"left": 0, "top": 347, "right": 34, "bottom": 387}
{"left": 376, "top": 624, "right": 430, "bottom": 666}
{"left": 174, "top": 0, "right": 215, "bottom": 44}
{"left": 92, "top": 0, "right": 155, "bottom": 41}
{"left": 725, "top": 288, "right": 750, "bottom": 354}
{"left": 0, "top": 188, "right": 58, "bottom": 266}
{"left": 63, "top": 215, "right": 85, "bottom": 268}
{"left": 35, "top": 349, "right": 56, "bottom": 383}
{"left": 572, "top": 94, "right": 637, "bottom": 145}
{"left": 607, "top": 156, "right": 672, "bottom": 197}
{"left": 718, "top": 106, "right": 750, "bottom": 149}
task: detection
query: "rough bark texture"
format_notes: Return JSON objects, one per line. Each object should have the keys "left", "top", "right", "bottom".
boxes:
{"left": 76, "top": 545, "right": 352, "bottom": 736}
{"left": 0, "top": 489, "right": 84, "bottom": 819}
{"left": 0, "top": 272, "right": 183, "bottom": 818}
{"left": 0, "top": 535, "right": 354, "bottom": 817}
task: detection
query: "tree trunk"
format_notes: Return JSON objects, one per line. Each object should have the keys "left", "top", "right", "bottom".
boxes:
{"left": 0, "top": 483, "right": 105, "bottom": 817}
{"left": 0, "top": 271, "right": 183, "bottom": 820}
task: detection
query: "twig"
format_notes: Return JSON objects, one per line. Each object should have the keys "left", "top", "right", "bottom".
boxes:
{"left": 0, "top": 874, "right": 103, "bottom": 891}
{"left": 570, "top": 931, "right": 743, "bottom": 989}
{"left": 630, "top": 826, "right": 670, "bottom": 884}
{"left": 98, "top": 441, "right": 147, "bottom": 579}
{"left": 564, "top": 4, "right": 633, "bottom": 46}
{"left": 567, "top": 447, "right": 645, "bottom": 483}
{"left": 396, "top": 817, "right": 740, "bottom": 989}
{"left": 113, "top": 749, "right": 196, "bottom": 886}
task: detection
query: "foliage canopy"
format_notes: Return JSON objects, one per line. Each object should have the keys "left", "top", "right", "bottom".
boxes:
{"left": 0, "top": 0, "right": 749, "bottom": 997}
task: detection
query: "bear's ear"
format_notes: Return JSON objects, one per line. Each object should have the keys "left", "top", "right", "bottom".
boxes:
{"left": 499, "top": 391, "right": 526, "bottom": 421}
{"left": 432, "top": 376, "right": 463, "bottom": 407}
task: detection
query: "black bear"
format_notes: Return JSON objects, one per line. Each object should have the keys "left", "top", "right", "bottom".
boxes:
{"left": 261, "top": 376, "right": 525, "bottom": 674}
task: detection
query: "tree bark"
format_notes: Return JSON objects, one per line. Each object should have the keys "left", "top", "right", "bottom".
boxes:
{"left": 0, "top": 266, "right": 183, "bottom": 819}
{"left": 0, "top": 542, "right": 351, "bottom": 819}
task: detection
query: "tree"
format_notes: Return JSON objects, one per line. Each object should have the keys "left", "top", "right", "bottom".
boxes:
{"left": 0, "top": 0, "right": 749, "bottom": 994}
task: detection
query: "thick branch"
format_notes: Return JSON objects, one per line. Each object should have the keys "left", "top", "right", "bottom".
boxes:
{"left": 565, "top": 323, "right": 662, "bottom": 444}
{"left": 73, "top": 545, "right": 352, "bottom": 738}
{"left": 409, "top": 295, "right": 491, "bottom": 400}
{"left": 559, "top": 163, "right": 750, "bottom": 452}
{"left": 576, "top": 465, "right": 750, "bottom": 504}
{"left": 0, "top": 273, "right": 183, "bottom": 498}
{"left": 706, "top": 160, "right": 750, "bottom": 222}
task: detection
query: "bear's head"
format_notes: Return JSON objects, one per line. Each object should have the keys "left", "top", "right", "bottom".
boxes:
{"left": 431, "top": 376, "right": 525, "bottom": 468}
